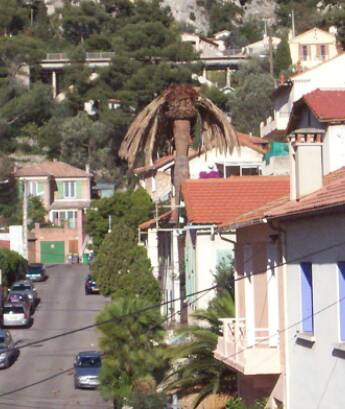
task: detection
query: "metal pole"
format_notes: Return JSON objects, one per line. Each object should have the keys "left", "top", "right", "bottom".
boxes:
{"left": 268, "top": 24, "right": 274, "bottom": 79}
{"left": 23, "top": 180, "right": 28, "bottom": 260}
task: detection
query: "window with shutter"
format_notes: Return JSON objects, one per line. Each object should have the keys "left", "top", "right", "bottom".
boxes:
{"left": 301, "top": 262, "right": 314, "bottom": 334}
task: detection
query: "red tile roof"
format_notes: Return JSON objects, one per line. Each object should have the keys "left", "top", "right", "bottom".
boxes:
{"left": 267, "top": 167, "right": 345, "bottom": 219}
{"left": 303, "top": 89, "right": 345, "bottom": 121}
{"left": 138, "top": 210, "right": 175, "bottom": 230}
{"left": 15, "top": 161, "right": 91, "bottom": 178}
{"left": 224, "top": 166, "right": 345, "bottom": 227}
{"left": 182, "top": 176, "right": 289, "bottom": 225}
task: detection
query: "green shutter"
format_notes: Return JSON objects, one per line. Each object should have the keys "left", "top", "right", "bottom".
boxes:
{"left": 76, "top": 181, "right": 82, "bottom": 199}
{"left": 56, "top": 181, "right": 64, "bottom": 199}
{"left": 18, "top": 180, "right": 24, "bottom": 199}
{"left": 185, "top": 242, "right": 196, "bottom": 302}
{"left": 37, "top": 181, "right": 44, "bottom": 194}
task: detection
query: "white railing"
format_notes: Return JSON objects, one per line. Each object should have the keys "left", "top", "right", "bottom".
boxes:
{"left": 86, "top": 52, "right": 115, "bottom": 60}
{"left": 45, "top": 53, "right": 68, "bottom": 60}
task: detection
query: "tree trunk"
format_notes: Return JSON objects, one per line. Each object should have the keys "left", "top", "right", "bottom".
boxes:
{"left": 173, "top": 119, "right": 192, "bottom": 324}
{"left": 173, "top": 119, "right": 191, "bottom": 206}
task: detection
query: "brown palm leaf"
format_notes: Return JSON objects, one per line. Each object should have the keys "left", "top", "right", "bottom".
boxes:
{"left": 119, "top": 88, "right": 238, "bottom": 169}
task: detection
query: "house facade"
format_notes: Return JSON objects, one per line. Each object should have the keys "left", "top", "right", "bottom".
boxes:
{"left": 15, "top": 160, "right": 92, "bottom": 263}
{"left": 216, "top": 121, "right": 345, "bottom": 408}
{"left": 289, "top": 27, "right": 338, "bottom": 71}
{"left": 260, "top": 52, "right": 345, "bottom": 139}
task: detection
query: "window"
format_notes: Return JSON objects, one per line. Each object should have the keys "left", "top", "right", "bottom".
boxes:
{"left": 63, "top": 181, "right": 76, "bottom": 198}
{"left": 51, "top": 210, "right": 77, "bottom": 228}
{"left": 338, "top": 262, "right": 345, "bottom": 341}
{"left": 216, "top": 164, "right": 260, "bottom": 178}
{"left": 320, "top": 44, "right": 327, "bottom": 61}
{"left": 302, "top": 45, "right": 309, "bottom": 61}
{"left": 301, "top": 262, "right": 314, "bottom": 334}
{"left": 28, "top": 181, "right": 43, "bottom": 196}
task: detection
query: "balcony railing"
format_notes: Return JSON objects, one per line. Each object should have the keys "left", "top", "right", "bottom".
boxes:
{"left": 214, "top": 318, "right": 281, "bottom": 375}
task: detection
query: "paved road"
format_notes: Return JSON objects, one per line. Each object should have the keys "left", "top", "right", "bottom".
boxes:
{"left": 0, "top": 264, "right": 111, "bottom": 409}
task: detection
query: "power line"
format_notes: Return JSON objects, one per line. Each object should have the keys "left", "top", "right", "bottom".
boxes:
{"left": 14, "top": 284, "right": 218, "bottom": 352}
{"left": 0, "top": 286, "right": 212, "bottom": 400}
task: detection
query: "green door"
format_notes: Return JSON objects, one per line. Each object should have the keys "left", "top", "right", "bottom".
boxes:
{"left": 40, "top": 241, "right": 65, "bottom": 264}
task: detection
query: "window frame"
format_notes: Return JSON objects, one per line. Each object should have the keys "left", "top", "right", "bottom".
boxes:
{"left": 300, "top": 262, "right": 314, "bottom": 334}
{"left": 338, "top": 262, "right": 345, "bottom": 342}
{"left": 63, "top": 181, "right": 76, "bottom": 199}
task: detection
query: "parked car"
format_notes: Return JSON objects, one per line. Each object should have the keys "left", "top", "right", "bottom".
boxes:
{"left": 74, "top": 351, "right": 102, "bottom": 389}
{"left": 7, "top": 292, "right": 32, "bottom": 312}
{"left": 26, "top": 263, "right": 47, "bottom": 282}
{"left": 0, "top": 329, "right": 18, "bottom": 369}
{"left": 2, "top": 303, "right": 31, "bottom": 328}
{"left": 85, "top": 274, "right": 99, "bottom": 295}
{"left": 9, "top": 280, "right": 38, "bottom": 307}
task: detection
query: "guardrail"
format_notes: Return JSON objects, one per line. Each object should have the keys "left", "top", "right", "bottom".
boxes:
{"left": 44, "top": 52, "right": 115, "bottom": 61}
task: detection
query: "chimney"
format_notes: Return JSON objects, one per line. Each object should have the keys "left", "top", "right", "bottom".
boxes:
{"left": 85, "top": 163, "right": 90, "bottom": 174}
{"left": 289, "top": 129, "right": 325, "bottom": 201}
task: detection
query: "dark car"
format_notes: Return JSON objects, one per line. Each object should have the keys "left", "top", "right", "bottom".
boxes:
{"left": 85, "top": 274, "right": 99, "bottom": 295}
{"left": 9, "top": 280, "right": 38, "bottom": 309}
{"left": 26, "top": 263, "right": 47, "bottom": 282}
{"left": 0, "top": 329, "right": 18, "bottom": 369}
{"left": 74, "top": 351, "right": 101, "bottom": 389}
{"left": 7, "top": 292, "right": 32, "bottom": 312}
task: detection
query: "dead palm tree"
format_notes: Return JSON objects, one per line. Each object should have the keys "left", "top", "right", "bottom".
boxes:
{"left": 119, "top": 84, "right": 238, "bottom": 204}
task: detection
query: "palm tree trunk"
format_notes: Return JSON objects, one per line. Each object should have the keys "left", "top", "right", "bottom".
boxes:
{"left": 173, "top": 118, "right": 192, "bottom": 324}
{"left": 173, "top": 119, "right": 191, "bottom": 206}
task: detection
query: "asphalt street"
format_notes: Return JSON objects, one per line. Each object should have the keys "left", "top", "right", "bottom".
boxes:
{"left": 0, "top": 264, "right": 111, "bottom": 409}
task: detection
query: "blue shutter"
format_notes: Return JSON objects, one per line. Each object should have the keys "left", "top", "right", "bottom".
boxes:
{"left": 301, "top": 262, "right": 314, "bottom": 334}
{"left": 338, "top": 262, "right": 345, "bottom": 341}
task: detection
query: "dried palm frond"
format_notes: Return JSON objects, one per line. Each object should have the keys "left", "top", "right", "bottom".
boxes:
{"left": 197, "top": 96, "right": 239, "bottom": 153}
{"left": 119, "top": 93, "right": 167, "bottom": 168}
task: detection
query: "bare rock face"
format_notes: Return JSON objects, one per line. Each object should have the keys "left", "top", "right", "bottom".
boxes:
{"left": 161, "top": 0, "right": 210, "bottom": 34}
{"left": 241, "top": 0, "right": 277, "bottom": 22}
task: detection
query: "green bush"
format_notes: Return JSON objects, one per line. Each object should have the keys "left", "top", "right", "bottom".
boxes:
{"left": 0, "top": 248, "right": 27, "bottom": 287}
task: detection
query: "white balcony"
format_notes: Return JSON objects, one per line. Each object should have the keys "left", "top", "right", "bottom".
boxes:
{"left": 214, "top": 318, "right": 281, "bottom": 375}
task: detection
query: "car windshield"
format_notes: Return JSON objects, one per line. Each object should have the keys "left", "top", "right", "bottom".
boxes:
{"left": 0, "top": 336, "right": 6, "bottom": 348}
{"left": 12, "top": 284, "right": 31, "bottom": 291}
{"left": 77, "top": 356, "right": 101, "bottom": 368}
{"left": 27, "top": 266, "right": 42, "bottom": 273}
{"left": 3, "top": 306, "right": 24, "bottom": 314}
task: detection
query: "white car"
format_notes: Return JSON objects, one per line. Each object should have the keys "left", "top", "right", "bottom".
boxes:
{"left": 2, "top": 303, "right": 31, "bottom": 328}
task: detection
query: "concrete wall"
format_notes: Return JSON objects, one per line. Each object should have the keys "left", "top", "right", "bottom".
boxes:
{"left": 284, "top": 213, "right": 345, "bottom": 409}
{"left": 324, "top": 125, "right": 345, "bottom": 174}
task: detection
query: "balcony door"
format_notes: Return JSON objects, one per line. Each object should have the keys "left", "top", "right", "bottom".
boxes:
{"left": 267, "top": 243, "right": 279, "bottom": 347}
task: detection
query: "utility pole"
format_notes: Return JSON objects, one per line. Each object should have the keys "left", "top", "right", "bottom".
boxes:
{"left": 23, "top": 180, "right": 28, "bottom": 260}
{"left": 291, "top": 9, "right": 296, "bottom": 38}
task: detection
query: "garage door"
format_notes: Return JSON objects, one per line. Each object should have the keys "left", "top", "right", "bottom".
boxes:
{"left": 40, "top": 241, "right": 65, "bottom": 264}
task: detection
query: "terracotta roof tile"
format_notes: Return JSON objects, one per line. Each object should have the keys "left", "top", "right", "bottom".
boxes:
{"left": 267, "top": 167, "right": 345, "bottom": 219}
{"left": 303, "top": 88, "right": 345, "bottom": 121}
{"left": 15, "top": 161, "right": 91, "bottom": 178}
{"left": 138, "top": 210, "right": 175, "bottom": 230}
{"left": 182, "top": 176, "right": 289, "bottom": 225}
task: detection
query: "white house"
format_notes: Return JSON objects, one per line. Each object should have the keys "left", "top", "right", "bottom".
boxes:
{"left": 134, "top": 132, "right": 269, "bottom": 203}
{"left": 260, "top": 52, "right": 345, "bottom": 139}
{"left": 215, "top": 122, "right": 345, "bottom": 408}
{"left": 289, "top": 27, "right": 338, "bottom": 71}
{"left": 242, "top": 35, "right": 281, "bottom": 58}
{"left": 286, "top": 88, "right": 345, "bottom": 175}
